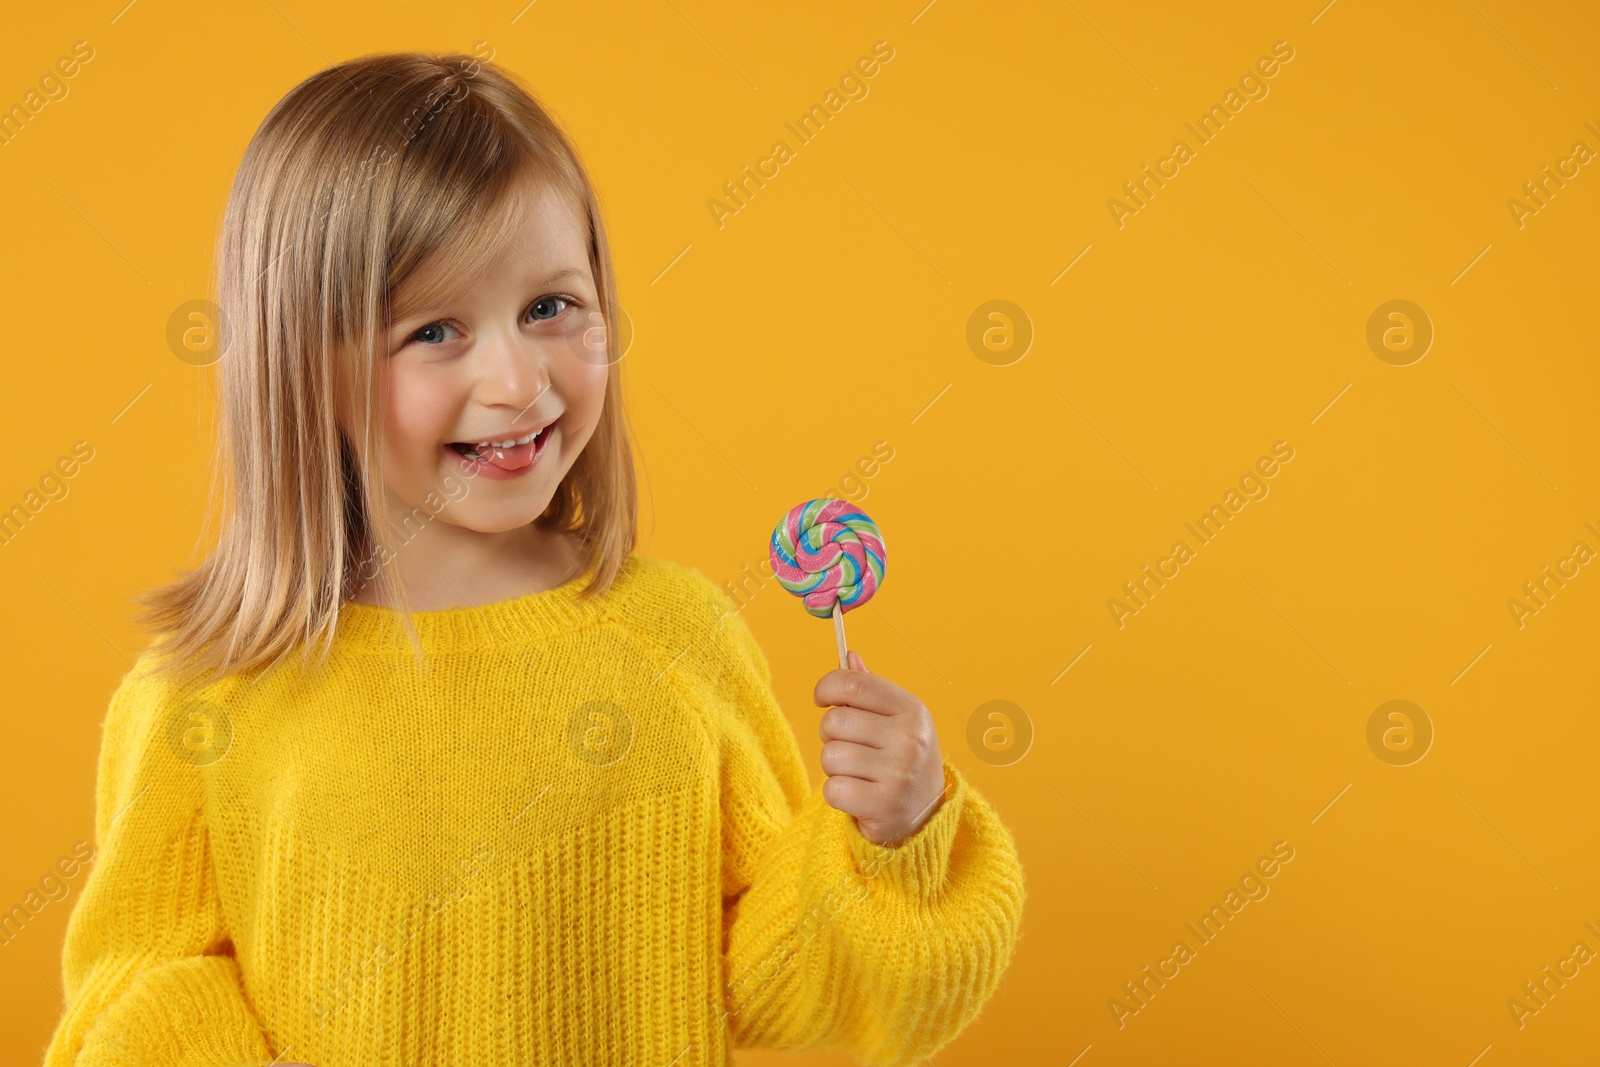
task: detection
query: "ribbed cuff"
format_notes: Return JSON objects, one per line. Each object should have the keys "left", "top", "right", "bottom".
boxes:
{"left": 79, "top": 956, "right": 273, "bottom": 1067}
{"left": 840, "top": 757, "right": 966, "bottom": 905}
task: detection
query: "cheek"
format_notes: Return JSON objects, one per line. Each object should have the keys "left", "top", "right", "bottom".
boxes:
{"left": 563, "top": 360, "right": 609, "bottom": 430}
{"left": 384, "top": 366, "right": 459, "bottom": 458}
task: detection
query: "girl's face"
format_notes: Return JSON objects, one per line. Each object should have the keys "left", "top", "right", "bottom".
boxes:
{"left": 378, "top": 180, "right": 608, "bottom": 533}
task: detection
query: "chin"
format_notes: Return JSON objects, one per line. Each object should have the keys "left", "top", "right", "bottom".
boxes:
{"left": 448, "top": 501, "right": 555, "bottom": 534}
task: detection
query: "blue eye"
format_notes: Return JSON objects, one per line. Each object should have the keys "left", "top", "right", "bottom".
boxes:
{"left": 412, "top": 321, "right": 457, "bottom": 346}
{"left": 530, "top": 295, "right": 574, "bottom": 321}
{"left": 405, "top": 295, "right": 577, "bottom": 349}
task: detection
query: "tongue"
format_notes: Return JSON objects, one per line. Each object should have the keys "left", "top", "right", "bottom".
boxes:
{"left": 478, "top": 439, "right": 536, "bottom": 470}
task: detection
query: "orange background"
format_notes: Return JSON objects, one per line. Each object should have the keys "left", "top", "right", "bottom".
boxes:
{"left": 3, "top": 1, "right": 1597, "bottom": 1064}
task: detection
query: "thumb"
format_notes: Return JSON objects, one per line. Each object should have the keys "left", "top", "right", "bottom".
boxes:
{"left": 848, "top": 650, "right": 871, "bottom": 673}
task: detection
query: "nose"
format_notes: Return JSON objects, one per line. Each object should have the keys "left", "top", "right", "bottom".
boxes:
{"left": 473, "top": 325, "right": 553, "bottom": 416}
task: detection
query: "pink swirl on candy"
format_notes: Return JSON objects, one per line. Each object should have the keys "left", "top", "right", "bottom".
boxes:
{"left": 768, "top": 498, "right": 887, "bottom": 619}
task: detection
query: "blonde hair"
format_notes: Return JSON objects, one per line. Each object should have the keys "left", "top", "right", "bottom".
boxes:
{"left": 134, "top": 51, "right": 638, "bottom": 688}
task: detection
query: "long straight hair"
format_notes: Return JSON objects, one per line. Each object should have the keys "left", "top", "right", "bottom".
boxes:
{"left": 134, "top": 51, "right": 638, "bottom": 688}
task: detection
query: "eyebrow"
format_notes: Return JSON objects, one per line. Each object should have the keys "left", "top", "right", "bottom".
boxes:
{"left": 538, "top": 267, "right": 591, "bottom": 286}
{"left": 389, "top": 265, "right": 594, "bottom": 331}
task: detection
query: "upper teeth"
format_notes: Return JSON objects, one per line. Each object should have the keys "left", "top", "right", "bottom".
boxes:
{"left": 477, "top": 427, "right": 544, "bottom": 450}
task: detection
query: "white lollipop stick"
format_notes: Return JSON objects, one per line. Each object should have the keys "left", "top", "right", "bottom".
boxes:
{"left": 832, "top": 600, "right": 849, "bottom": 671}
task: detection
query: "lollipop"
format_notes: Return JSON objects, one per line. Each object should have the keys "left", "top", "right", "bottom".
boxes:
{"left": 768, "top": 498, "right": 887, "bottom": 669}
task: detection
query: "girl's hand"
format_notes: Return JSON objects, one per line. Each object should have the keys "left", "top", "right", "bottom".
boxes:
{"left": 814, "top": 650, "right": 947, "bottom": 845}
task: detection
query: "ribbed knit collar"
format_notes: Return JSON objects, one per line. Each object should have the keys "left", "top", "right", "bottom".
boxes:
{"left": 334, "top": 552, "right": 628, "bottom": 653}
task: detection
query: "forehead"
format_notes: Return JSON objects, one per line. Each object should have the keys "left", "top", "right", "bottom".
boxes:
{"left": 493, "top": 182, "right": 592, "bottom": 285}
{"left": 390, "top": 177, "right": 592, "bottom": 319}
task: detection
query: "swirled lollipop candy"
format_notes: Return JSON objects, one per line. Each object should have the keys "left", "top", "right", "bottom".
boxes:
{"left": 769, "top": 498, "right": 887, "bottom": 669}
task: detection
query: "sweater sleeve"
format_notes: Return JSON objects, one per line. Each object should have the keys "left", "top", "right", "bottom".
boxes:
{"left": 42, "top": 660, "right": 278, "bottom": 1067}
{"left": 712, "top": 608, "right": 1026, "bottom": 1066}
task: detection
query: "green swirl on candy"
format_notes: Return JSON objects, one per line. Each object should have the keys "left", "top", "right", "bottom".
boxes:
{"left": 768, "top": 498, "right": 887, "bottom": 619}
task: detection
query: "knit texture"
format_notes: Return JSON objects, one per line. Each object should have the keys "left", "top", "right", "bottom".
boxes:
{"left": 42, "top": 552, "right": 1025, "bottom": 1066}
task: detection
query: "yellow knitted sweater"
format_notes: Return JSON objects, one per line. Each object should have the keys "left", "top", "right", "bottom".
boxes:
{"left": 43, "top": 552, "right": 1025, "bottom": 1066}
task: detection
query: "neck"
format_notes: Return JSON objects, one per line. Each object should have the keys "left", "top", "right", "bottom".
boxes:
{"left": 347, "top": 522, "right": 583, "bottom": 611}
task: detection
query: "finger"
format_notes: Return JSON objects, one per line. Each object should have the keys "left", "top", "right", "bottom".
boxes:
{"left": 847, "top": 649, "right": 871, "bottom": 673}
{"left": 819, "top": 738, "right": 886, "bottom": 780}
{"left": 821, "top": 772, "right": 879, "bottom": 817}
{"left": 818, "top": 704, "right": 894, "bottom": 747}
{"left": 812, "top": 667, "right": 921, "bottom": 717}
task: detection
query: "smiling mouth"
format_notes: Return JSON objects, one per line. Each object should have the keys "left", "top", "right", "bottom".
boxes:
{"left": 448, "top": 419, "right": 555, "bottom": 462}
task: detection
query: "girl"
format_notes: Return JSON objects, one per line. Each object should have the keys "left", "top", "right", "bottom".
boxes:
{"left": 44, "top": 51, "right": 1024, "bottom": 1066}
